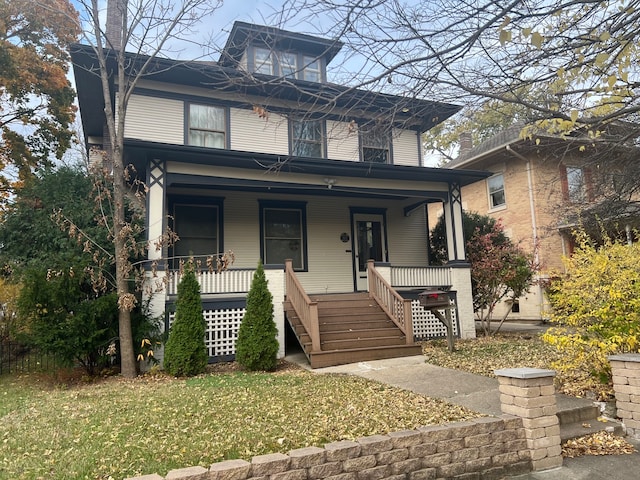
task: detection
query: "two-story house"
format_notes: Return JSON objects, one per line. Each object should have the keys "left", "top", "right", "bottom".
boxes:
{"left": 439, "top": 124, "right": 639, "bottom": 322}
{"left": 71, "top": 21, "right": 490, "bottom": 367}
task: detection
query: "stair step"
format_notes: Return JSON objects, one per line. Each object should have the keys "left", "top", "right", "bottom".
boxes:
{"left": 559, "top": 418, "right": 624, "bottom": 442}
{"left": 309, "top": 344, "right": 423, "bottom": 369}
{"left": 319, "top": 320, "right": 396, "bottom": 332}
{"left": 322, "top": 336, "right": 407, "bottom": 350}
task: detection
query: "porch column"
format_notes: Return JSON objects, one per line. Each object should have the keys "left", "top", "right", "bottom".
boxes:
{"left": 265, "top": 264, "right": 286, "bottom": 359}
{"left": 443, "top": 181, "right": 466, "bottom": 262}
{"left": 144, "top": 159, "right": 167, "bottom": 364}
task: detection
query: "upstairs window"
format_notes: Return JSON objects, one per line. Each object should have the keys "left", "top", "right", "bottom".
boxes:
{"left": 254, "top": 47, "right": 274, "bottom": 75}
{"left": 188, "top": 104, "right": 226, "bottom": 148}
{"left": 360, "top": 127, "right": 390, "bottom": 164}
{"left": 291, "top": 119, "right": 324, "bottom": 158}
{"left": 487, "top": 173, "right": 506, "bottom": 209}
{"left": 302, "top": 56, "right": 321, "bottom": 82}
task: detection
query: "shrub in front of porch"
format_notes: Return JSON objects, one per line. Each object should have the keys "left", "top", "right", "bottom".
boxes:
{"left": 163, "top": 263, "right": 208, "bottom": 376}
{"left": 236, "top": 261, "right": 278, "bottom": 371}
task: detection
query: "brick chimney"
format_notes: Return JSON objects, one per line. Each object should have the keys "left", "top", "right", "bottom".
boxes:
{"left": 105, "top": 0, "right": 126, "bottom": 50}
{"left": 459, "top": 132, "right": 473, "bottom": 157}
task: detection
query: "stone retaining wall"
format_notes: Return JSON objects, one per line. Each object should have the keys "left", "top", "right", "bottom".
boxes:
{"left": 609, "top": 353, "right": 640, "bottom": 439}
{"left": 127, "top": 416, "right": 531, "bottom": 480}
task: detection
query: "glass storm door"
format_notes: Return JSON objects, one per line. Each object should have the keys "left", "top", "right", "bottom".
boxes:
{"left": 353, "top": 214, "right": 386, "bottom": 291}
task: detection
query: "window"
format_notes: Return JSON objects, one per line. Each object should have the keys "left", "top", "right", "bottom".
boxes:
{"left": 188, "top": 104, "right": 226, "bottom": 148}
{"left": 279, "top": 52, "right": 297, "bottom": 78}
{"left": 487, "top": 173, "right": 506, "bottom": 209}
{"left": 302, "top": 56, "right": 321, "bottom": 82}
{"left": 566, "top": 167, "right": 585, "bottom": 203}
{"left": 361, "top": 127, "right": 390, "bottom": 164}
{"left": 171, "top": 198, "right": 223, "bottom": 269}
{"left": 260, "top": 201, "right": 307, "bottom": 270}
{"left": 291, "top": 119, "right": 324, "bottom": 158}
{"left": 254, "top": 47, "right": 274, "bottom": 75}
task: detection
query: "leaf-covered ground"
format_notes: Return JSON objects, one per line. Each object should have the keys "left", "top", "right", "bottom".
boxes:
{"left": 0, "top": 367, "right": 479, "bottom": 480}
{"left": 421, "top": 332, "right": 615, "bottom": 399}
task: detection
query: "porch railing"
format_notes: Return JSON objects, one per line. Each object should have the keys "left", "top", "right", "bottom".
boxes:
{"left": 367, "top": 260, "right": 414, "bottom": 344}
{"left": 390, "top": 266, "right": 452, "bottom": 288}
{"left": 285, "top": 259, "right": 321, "bottom": 352}
{"left": 167, "top": 268, "right": 255, "bottom": 295}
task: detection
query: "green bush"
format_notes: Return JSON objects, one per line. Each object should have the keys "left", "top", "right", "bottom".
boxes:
{"left": 235, "top": 261, "right": 278, "bottom": 371}
{"left": 163, "top": 264, "right": 208, "bottom": 376}
{"left": 543, "top": 232, "right": 640, "bottom": 391}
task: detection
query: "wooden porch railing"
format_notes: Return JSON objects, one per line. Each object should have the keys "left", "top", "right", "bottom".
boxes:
{"left": 367, "top": 260, "right": 414, "bottom": 344}
{"left": 167, "top": 268, "right": 254, "bottom": 295}
{"left": 285, "top": 259, "right": 321, "bottom": 352}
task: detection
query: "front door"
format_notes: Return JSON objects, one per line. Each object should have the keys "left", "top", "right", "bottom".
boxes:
{"left": 353, "top": 214, "right": 387, "bottom": 291}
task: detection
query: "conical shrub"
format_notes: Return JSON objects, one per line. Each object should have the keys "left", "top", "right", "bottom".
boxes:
{"left": 235, "top": 260, "right": 278, "bottom": 371}
{"left": 163, "top": 263, "right": 208, "bottom": 376}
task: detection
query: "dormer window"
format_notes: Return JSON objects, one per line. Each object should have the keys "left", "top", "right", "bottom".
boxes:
{"left": 279, "top": 52, "right": 297, "bottom": 78}
{"left": 302, "top": 56, "right": 321, "bottom": 82}
{"left": 254, "top": 47, "right": 274, "bottom": 75}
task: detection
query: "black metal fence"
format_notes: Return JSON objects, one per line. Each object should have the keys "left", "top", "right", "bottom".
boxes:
{"left": 0, "top": 342, "right": 58, "bottom": 375}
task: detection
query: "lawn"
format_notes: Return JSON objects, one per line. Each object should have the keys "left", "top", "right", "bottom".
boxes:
{"left": 0, "top": 366, "right": 479, "bottom": 480}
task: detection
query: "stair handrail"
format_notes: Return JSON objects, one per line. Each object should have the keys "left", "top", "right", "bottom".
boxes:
{"left": 284, "top": 259, "right": 321, "bottom": 352}
{"left": 367, "top": 260, "right": 414, "bottom": 344}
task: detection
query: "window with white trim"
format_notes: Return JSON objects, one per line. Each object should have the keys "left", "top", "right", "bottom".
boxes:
{"left": 279, "top": 52, "right": 297, "bottom": 78}
{"left": 188, "top": 104, "right": 226, "bottom": 148}
{"left": 291, "top": 119, "right": 324, "bottom": 158}
{"left": 487, "top": 173, "right": 506, "bottom": 209}
{"left": 254, "top": 47, "right": 274, "bottom": 75}
{"left": 302, "top": 56, "right": 321, "bottom": 82}
{"left": 566, "top": 166, "right": 585, "bottom": 203}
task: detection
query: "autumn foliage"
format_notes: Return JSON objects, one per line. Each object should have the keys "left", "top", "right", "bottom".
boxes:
{"left": 0, "top": 0, "right": 80, "bottom": 203}
{"left": 543, "top": 232, "right": 640, "bottom": 392}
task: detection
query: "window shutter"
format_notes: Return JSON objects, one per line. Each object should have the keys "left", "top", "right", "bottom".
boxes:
{"left": 559, "top": 165, "right": 569, "bottom": 201}
{"left": 584, "top": 167, "right": 594, "bottom": 201}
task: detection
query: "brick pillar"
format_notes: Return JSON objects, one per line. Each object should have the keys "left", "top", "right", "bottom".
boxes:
{"left": 609, "top": 354, "right": 640, "bottom": 439}
{"left": 495, "top": 368, "right": 562, "bottom": 471}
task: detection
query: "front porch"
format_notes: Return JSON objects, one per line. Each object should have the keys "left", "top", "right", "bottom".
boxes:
{"left": 161, "top": 260, "right": 473, "bottom": 367}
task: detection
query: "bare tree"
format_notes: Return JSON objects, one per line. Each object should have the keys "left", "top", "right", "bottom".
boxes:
{"left": 70, "top": 0, "right": 223, "bottom": 377}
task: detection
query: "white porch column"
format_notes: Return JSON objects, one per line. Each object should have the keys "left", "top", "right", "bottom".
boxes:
{"left": 264, "top": 264, "right": 286, "bottom": 359}
{"left": 443, "top": 181, "right": 466, "bottom": 262}
{"left": 449, "top": 265, "right": 476, "bottom": 339}
{"left": 145, "top": 159, "right": 167, "bottom": 327}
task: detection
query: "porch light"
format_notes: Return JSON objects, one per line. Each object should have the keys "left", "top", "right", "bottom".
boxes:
{"left": 323, "top": 177, "right": 337, "bottom": 189}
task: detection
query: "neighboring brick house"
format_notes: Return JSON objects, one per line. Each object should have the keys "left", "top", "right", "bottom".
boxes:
{"left": 433, "top": 124, "right": 637, "bottom": 322}
{"left": 72, "top": 18, "right": 490, "bottom": 367}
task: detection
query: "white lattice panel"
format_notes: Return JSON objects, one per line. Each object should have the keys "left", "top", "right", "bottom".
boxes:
{"left": 411, "top": 299, "right": 459, "bottom": 340}
{"left": 168, "top": 307, "right": 245, "bottom": 358}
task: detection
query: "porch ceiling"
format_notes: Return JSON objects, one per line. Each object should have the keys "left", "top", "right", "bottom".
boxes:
{"left": 124, "top": 138, "right": 491, "bottom": 194}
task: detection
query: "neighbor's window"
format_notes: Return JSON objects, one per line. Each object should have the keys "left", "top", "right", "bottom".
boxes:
{"left": 566, "top": 166, "right": 585, "bottom": 203}
{"left": 291, "top": 119, "right": 324, "bottom": 158}
{"left": 261, "top": 202, "right": 307, "bottom": 270}
{"left": 254, "top": 47, "right": 274, "bottom": 75}
{"left": 302, "top": 55, "right": 321, "bottom": 82}
{"left": 360, "top": 127, "right": 390, "bottom": 164}
{"left": 171, "top": 202, "right": 220, "bottom": 268}
{"left": 188, "top": 104, "right": 226, "bottom": 148}
{"left": 487, "top": 173, "right": 506, "bottom": 209}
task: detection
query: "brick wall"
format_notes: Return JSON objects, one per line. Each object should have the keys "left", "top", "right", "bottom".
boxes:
{"left": 126, "top": 416, "right": 532, "bottom": 480}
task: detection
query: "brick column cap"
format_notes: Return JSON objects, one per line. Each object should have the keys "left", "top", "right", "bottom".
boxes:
{"left": 609, "top": 354, "right": 640, "bottom": 363}
{"left": 495, "top": 368, "right": 556, "bottom": 379}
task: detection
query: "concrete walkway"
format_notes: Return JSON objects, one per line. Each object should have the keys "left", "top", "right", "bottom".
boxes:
{"left": 285, "top": 352, "right": 640, "bottom": 479}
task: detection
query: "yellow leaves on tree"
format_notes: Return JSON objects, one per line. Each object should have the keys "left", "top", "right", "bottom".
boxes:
{"left": 543, "top": 231, "right": 640, "bottom": 391}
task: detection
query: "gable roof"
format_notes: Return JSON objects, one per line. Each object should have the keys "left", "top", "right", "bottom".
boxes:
{"left": 445, "top": 124, "right": 526, "bottom": 169}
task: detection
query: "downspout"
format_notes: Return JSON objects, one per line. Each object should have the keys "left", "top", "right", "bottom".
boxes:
{"left": 506, "top": 145, "right": 545, "bottom": 320}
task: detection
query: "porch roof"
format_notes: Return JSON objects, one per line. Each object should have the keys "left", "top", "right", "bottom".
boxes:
{"left": 125, "top": 138, "right": 491, "bottom": 197}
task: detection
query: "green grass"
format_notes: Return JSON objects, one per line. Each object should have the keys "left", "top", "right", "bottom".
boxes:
{"left": 0, "top": 369, "right": 479, "bottom": 480}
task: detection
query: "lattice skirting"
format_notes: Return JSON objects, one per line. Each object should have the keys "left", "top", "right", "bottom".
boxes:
{"left": 167, "top": 300, "right": 246, "bottom": 362}
{"left": 411, "top": 299, "right": 460, "bottom": 341}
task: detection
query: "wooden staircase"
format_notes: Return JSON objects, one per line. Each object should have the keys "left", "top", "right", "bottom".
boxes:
{"left": 284, "top": 293, "right": 422, "bottom": 368}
